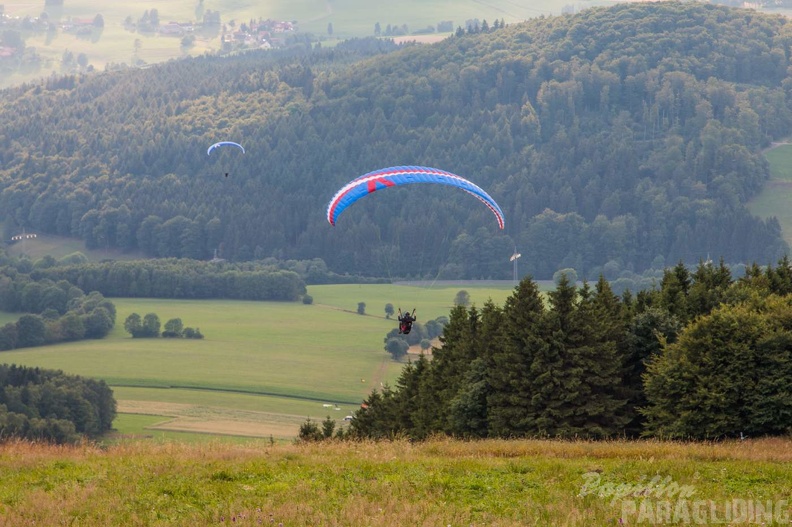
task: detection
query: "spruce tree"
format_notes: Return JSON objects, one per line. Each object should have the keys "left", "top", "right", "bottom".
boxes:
{"left": 391, "top": 356, "right": 429, "bottom": 437}
{"left": 687, "top": 258, "right": 732, "bottom": 318}
{"left": 448, "top": 358, "right": 490, "bottom": 438}
{"left": 659, "top": 262, "right": 692, "bottom": 322}
{"left": 412, "top": 305, "right": 479, "bottom": 435}
{"left": 448, "top": 300, "right": 505, "bottom": 438}
{"left": 570, "top": 277, "right": 630, "bottom": 437}
{"left": 531, "top": 274, "right": 577, "bottom": 437}
{"left": 623, "top": 307, "right": 680, "bottom": 435}
{"left": 487, "top": 277, "right": 545, "bottom": 437}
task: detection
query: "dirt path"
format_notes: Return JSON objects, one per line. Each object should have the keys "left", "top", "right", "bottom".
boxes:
{"left": 368, "top": 356, "right": 390, "bottom": 392}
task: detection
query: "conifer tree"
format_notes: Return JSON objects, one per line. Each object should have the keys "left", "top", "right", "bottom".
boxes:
{"left": 487, "top": 277, "right": 545, "bottom": 437}
{"left": 687, "top": 258, "right": 732, "bottom": 318}
{"left": 348, "top": 387, "right": 399, "bottom": 439}
{"left": 569, "top": 278, "right": 629, "bottom": 437}
{"left": 659, "top": 262, "right": 692, "bottom": 322}
{"left": 623, "top": 306, "right": 680, "bottom": 435}
{"left": 532, "top": 274, "right": 577, "bottom": 436}
{"left": 448, "top": 358, "right": 490, "bottom": 437}
{"left": 448, "top": 300, "right": 504, "bottom": 438}
{"left": 767, "top": 255, "right": 792, "bottom": 295}
{"left": 390, "top": 356, "right": 429, "bottom": 436}
{"left": 412, "top": 305, "right": 479, "bottom": 435}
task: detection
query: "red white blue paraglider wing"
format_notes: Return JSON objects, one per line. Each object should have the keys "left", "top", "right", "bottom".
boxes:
{"left": 326, "top": 166, "right": 505, "bottom": 229}
{"left": 207, "top": 141, "right": 245, "bottom": 155}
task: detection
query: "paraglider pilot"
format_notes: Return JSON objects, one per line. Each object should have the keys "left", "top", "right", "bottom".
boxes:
{"left": 398, "top": 308, "right": 416, "bottom": 335}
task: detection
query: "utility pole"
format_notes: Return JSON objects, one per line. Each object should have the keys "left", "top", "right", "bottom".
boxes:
{"left": 510, "top": 248, "right": 521, "bottom": 284}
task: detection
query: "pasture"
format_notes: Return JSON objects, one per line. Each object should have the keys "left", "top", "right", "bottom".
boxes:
{"left": 0, "top": 437, "right": 790, "bottom": 526}
{"left": 749, "top": 143, "right": 792, "bottom": 246}
{"left": 3, "top": 0, "right": 601, "bottom": 88}
{"left": 0, "top": 283, "right": 518, "bottom": 440}
{"left": 3, "top": 229, "right": 143, "bottom": 262}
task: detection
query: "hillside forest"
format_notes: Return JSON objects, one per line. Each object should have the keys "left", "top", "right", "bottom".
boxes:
{"left": 0, "top": 2, "right": 790, "bottom": 280}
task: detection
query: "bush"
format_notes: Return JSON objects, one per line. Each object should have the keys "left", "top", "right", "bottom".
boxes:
{"left": 385, "top": 337, "right": 409, "bottom": 360}
{"left": 553, "top": 268, "right": 578, "bottom": 284}
{"left": 302, "top": 294, "right": 313, "bottom": 305}
{"left": 298, "top": 417, "right": 323, "bottom": 441}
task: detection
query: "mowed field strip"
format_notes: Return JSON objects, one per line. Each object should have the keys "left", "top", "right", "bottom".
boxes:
{"left": 0, "top": 283, "right": 521, "bottom": 439}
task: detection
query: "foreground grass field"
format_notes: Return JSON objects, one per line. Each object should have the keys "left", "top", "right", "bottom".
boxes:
{"left": 0, "top": 437, "right": 790, "bottom": 526}
{"left": 0, "top": 283, "right": 517, "bottom": 439}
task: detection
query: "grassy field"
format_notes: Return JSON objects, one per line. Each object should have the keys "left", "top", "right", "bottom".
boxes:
{"left": 0, "top": 437, "right": 790, "bottom": 525}
{"left": 748, "top": 143, "right": 792, "bottom": 247}
{"left": 0, "top": 311, "right": 19, "bottom": 326}
{"left": 3, "top": 229, "right": 144, "bottom": 262}
{"left": 0, "top": 284, "right": 518, "bottom": 440}
{"left": 2, "top": 0, "right": 601, "bottom": 88}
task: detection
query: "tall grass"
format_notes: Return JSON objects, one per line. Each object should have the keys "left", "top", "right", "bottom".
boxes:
{"left": 0, "top": 437, "right": 790, "bottom": 526}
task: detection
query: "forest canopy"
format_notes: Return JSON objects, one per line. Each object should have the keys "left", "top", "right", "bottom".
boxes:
{"left": 0, "top": 3, "right": 790, "bottom": 279}
{"left": 0, "top": 364, "right": 116, "bottom": 444}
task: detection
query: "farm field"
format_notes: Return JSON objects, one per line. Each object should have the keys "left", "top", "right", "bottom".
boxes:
{"left": 2, "top": 0, "right": 609, "bottom": 88}
{"left": 748, "top": 143, "right": 792, "bottom": 247}
{"left": 0, "top": 437, "right": 790, "bottom": 526}
{"left": 0, "top": 283, "right": 518, "bottom": 440}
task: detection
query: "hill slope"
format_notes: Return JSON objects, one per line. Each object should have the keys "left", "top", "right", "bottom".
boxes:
{"left": 1, "top": 2, "right": 790, "bottom": 279}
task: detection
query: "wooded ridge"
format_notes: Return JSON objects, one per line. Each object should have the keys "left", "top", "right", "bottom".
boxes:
{"left": 0, "top": 3, "right": 789, "bottom": 279}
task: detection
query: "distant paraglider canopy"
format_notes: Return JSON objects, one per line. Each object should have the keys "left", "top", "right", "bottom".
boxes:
{"left": 326, "top": 166, "right": 505, "bottom": 229}
{"left": 207, "top": 141, "right": 245, "bottom": 155}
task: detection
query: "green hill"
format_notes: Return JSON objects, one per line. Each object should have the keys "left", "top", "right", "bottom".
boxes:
{"left": 1, "top": 2, "right": 790, "bottom": 281}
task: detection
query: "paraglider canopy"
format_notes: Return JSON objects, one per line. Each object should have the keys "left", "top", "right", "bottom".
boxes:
{"left": 326, "top": 165, "right": 505, "bottom": 229}
{"left": 207, "top": 141, "right": 245, "bottom": 155}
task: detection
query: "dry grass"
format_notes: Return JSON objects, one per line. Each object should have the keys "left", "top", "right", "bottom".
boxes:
{"left": 0, "top": 437, "right": 790, "bottom": 526}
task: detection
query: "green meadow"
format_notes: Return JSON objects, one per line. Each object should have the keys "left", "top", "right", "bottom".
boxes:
{"left": 748, "top": 143, "right": 792, "bottom": 247}
{"left": 0, "top": 283, "right": 518, "bottom": 439}
{"left": 4, "top": 229, "right": 143, "bottom": 262}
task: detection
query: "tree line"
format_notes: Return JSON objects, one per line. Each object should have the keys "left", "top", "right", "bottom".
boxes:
{"left": 343, "top": 257, "right": 792, "bottom": 440}
{"left": 0, "top": 364, "right": 116, "bottom": 444}
{"left": 30, "top": 258, "right": 307, "bottom": 301}
{"left": 0, "top": 3, "right": 789, "bottom": 280}
{"left": 0, "top": 252, "right": 116, "bottom": 350}
{"left": 124, "top": 312, "right": 203, "bottom": 339}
